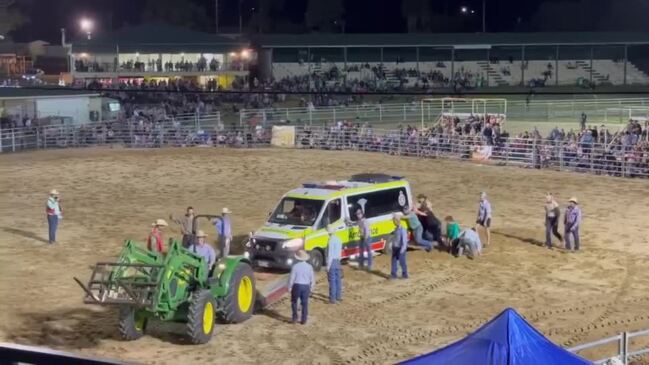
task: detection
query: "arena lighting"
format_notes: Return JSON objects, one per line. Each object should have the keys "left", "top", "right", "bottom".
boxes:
{"left": 460, "top": 6, "right": 469, "bottom": 14}
{"left": 80, "top": 52, "right": 89, "bottom": 58}
{"left": 240, "top": 49, "right": 250, "bottom": 59}
{"left": 229, "top": 52, "right": 237, "bottom": 57}
{"left": 80, "top": 18, "right": 93, "bottom": 40}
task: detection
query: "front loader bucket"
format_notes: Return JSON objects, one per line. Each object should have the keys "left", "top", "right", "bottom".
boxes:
{"left": 74, "top": 262, "right": 164, "bottom": 308}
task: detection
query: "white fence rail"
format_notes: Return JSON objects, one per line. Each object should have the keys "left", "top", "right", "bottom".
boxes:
{"left": 240, "top": 97, "right": 649, "bottom": 126}
{"left": 568, "top": 328, "right": 649, "bottom": 365}
{"left": 1, "top": 121, "right": 647, "bottom": 180}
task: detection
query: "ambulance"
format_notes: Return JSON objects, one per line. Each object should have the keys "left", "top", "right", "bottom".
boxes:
{"left": 243, "top": 174, "right": 413, "bottom": 271}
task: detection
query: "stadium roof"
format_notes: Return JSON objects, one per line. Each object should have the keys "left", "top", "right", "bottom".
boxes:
{"left": 253, "top": 32, "right": 649, "bottom": 48}
{"left": 71, "top": 24, "right": 248, "bottom": 53}
{"left": 0, "top": 88, "right": 100, "bottom": 100}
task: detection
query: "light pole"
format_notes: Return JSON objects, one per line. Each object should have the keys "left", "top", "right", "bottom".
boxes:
{"left": 482, "top": 0, "right": 486, "bottom": 33}
{"left": 80, "top": 18, "right": 93, "bottom": 40}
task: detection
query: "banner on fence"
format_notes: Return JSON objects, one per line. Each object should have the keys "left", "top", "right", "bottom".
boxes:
{"left": 271, "top": 126, "right": 296, "bottom": 148}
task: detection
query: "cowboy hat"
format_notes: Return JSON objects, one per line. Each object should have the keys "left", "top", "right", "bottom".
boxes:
{"left": 416, "top": 193, "right": 427, "bottom": 199}
{"left": 196, "top": 230, "right": 207, "bottom": 238}
{"left": 295, "top": 249, "right": 310, "bottom": 261}
{"left": 568, "top": 196, "right": 578, "bottom": 204}
{"left": 326, "top": 224, "right": 336, "bottom": 234}
{"left": 222, "top": 207, "right": 232, "bottom": 214}
{"left": 393, "top": 212, "right": 404, "bottom": 221}
{"left": 49, "top": 189, "right": 60, "bottom": 195}
{"left": 153, "top": 219, "right": 168, "bottom": 227}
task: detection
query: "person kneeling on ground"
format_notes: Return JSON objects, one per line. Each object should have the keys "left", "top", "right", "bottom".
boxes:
{"left": 453, "top": 228, "right": 483, "bottom": 259}
{"left": 403, "top": 206, "right": 433, "bottom": 252}
{"left": 187, "top": 230, "right": 216, "bottom": 272}
{"left": 444, "top": 216, "right": 461, "bottom": 251}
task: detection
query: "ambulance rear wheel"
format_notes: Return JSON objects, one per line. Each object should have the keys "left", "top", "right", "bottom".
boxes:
{"left": 308, "top": 249, "right": 324, "bottom": 272}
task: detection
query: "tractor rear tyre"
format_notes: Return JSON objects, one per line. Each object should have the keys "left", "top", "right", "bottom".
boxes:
{"left": 118, "top": 306, "right": 147, "bottom": 341}
{"left": 308, "top": 249, "right": 324, "bottom": 272}
{"left": 186, "top": 289, "right": 217, "bottom": 344}
{"left": 221, "top": 262, "right": 256, "bottom": 324}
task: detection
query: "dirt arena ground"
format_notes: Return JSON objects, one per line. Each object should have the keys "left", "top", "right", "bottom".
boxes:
{"left": 1, "top": 147, "right": 649, "bottom": 365}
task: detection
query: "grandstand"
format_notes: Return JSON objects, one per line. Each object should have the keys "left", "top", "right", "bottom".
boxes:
{"left": 252, "top": 32, "right": 649, "bottom": 88}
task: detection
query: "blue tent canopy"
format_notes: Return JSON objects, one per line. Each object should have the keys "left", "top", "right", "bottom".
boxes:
{"left": 400, "top": 308, "right": 593, "bottom": 365}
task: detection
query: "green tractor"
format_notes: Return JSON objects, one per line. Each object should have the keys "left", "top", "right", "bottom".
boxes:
{"left": 74, "top": 221, "right": 256, "bottom": 344}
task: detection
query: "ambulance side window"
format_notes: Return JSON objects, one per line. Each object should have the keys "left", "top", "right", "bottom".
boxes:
{"left": 348, "top": 187, "right": 408, "bottom": 220}
{"left": 320, "top": 199, "right": 342, "bottom": 228}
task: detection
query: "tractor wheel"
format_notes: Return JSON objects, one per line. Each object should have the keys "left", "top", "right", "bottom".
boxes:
{"left": 118, "top": 306, "right": 147, "bottom": 341}
{"left": 221, "top": 262, "right": 256, "bottom": 324}
{"left": 186, "top": 289, "right": 217, "bottom": 344}
{"left": 308, "top": 249, "right": 324, "bottom": 272}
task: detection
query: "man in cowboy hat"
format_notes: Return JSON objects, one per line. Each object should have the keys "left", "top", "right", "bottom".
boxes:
{"left": 147, "top": 219, "right": 168, "bottom": 253}
{"left": 187, "top": 230, "right": 216, "bottom": 271}
{"left": 354, "top": 208, "right": 373, "bottom": 271}
{"left": 391, "top": 213, "right": 409, "bottom": 279}
{"left": 564, "top": 196, "right": 582, "bottom": 251}
{"left": 475, "top": 191, "right": 492, "bottom": 246}
{"left": 326, "top": 224, "right": 343, "bottom": 304}
{"left": 288, "top": 250, "right": 315, "bottom": 324}
{"left": 213, "top": 207, "right": 233, "bottom": 258}
{"left": 170, "top": 206, "right": 195, "bottom": 248}
{"left": 45, "top": 189, "right": 63, "bottom": 244}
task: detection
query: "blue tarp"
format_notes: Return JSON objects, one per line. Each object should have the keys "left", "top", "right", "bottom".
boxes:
{"left": 400, "top": 308, "right": 593, "bottom": 365}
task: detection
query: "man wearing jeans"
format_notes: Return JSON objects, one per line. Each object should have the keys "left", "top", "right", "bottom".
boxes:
{"left": 403, "top": 207, "right": 432, "bottom": 252}
{"left": 355, "top": 209, "right": 373, "bottom": 270}
{"left": 326, "top": 225, "right": 343, "bottom": 304}
{"left": 288, "top": 250, "right": 315, "bottom": 324}
{"left": 564, "top": 197, "right": 582, "bottom": 251}
{"left": 45, "top": 189, "right": 62, "bottom": 244}
{"left": 391, "top": 213, "right": 409, "bottom": 279}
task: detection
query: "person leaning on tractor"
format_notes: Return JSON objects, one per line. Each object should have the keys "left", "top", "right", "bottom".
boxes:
{"left": 147, "top": 219, "right": 168, "bottom": 253}
{"left": 170, "top": 206, "right": 195, "bottom": 248}
{"left": 45, "top": 189, "right": 63, "bottom": 245}
{"left": 288, "top": 250, "right": 315, "bottom": 325}
{"left": 213, "top": 207, "right": 233, "bottom": 258}
{"left": 187, "top": 230, "right": 216, "bottom": 272}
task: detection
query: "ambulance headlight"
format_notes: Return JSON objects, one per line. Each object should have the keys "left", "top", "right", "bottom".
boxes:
{"left": 281, "top": 238, "right": 304, "bottom": 251}
{"left": 286, "top": 258, "right": 294, "bottom": 265}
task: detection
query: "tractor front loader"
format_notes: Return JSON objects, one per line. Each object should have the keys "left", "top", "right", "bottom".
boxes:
{"left": 74, "top": 239, "right": 256, "bottom": 344}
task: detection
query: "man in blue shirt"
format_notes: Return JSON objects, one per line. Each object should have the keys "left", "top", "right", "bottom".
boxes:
{"left": 455, "top": 228, "right": 482, "bottom": 259}
{"left": 187, "top": 230, "right": 216, "bottom": 271}
{"left": 212, "top": 207, "right": 232, "bottom": 258}
{"left": 288, "top": 250, "right": 315, "bottom": 324}
{"left": 391, "top": 213, "right": 409, "bottom": 279}
{"left": 564, "top": 197, "right": 582, "bottom": 251}
{"left": 326, "top": 225, "right": 343, "bottom": 304}
{"left": 355, "top": 209, "right": 373, "bottom": 271}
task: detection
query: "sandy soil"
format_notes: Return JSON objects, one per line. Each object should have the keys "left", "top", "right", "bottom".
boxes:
{"left": 1, "top": 147, "right": 648, "bottom": 365}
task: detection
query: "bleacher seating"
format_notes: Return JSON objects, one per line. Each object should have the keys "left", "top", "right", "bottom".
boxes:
{"left": 271, "top": 59, "right": 649, "bottom": 87}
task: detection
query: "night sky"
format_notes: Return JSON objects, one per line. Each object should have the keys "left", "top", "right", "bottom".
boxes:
{"left": 8, "top": 0, "right": 649, "bottom": 43}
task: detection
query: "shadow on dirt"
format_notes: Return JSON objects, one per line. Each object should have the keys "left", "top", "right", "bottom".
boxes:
{"left": 0, "top": 226, "right": 50, "bottom": 244}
